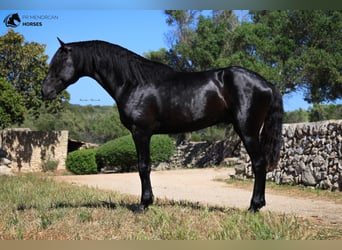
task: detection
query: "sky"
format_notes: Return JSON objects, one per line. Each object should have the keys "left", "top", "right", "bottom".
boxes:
{"left": 0, "top": 9, "right": 341, "bottom": 111}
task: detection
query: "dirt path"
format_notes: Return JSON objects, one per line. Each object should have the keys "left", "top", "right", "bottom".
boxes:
{"left": 56, "top": 168, "right": 342, "bottom": 225}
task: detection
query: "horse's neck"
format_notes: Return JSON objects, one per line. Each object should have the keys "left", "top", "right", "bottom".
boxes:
{"left": 82, "top": 53, "right": 129, "bottom": 103}
{"left": 78, "top": 44, "right": 173, "bottom": 102}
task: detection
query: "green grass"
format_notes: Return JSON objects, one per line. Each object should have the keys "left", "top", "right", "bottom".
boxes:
{"left": 0, "top": 173, "right": 341, "bottom": 240}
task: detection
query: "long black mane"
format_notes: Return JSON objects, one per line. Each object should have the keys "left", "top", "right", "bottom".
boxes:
{"left": 68, "top": 40, "right": 175, "bottom": 86}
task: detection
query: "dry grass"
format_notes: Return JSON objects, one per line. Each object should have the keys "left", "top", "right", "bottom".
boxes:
{"left": 0, "top": 173, "right": 341, "bottom": 240}
{"left": 219, "top": 177, "right": 342, "bottom": 205}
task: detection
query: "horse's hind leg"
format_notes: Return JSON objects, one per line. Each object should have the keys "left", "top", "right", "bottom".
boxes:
{"left": 233, "top": 121, "right": 267, "bottom": 212}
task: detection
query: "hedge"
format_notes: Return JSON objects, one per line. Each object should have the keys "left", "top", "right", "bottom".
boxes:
{"left": 96, "top": 134, "right": 175, "bottom": 172}
{"left": 66, "top": 148, "right": 98, "bottom": 175}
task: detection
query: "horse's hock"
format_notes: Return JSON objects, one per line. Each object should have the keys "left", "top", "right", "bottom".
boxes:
{"left": 0, "top": 129, "right": 68, "bottom": 173}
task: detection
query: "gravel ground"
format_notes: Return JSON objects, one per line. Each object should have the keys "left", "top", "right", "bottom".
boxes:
{"left": 56, "top": 168, "right": 342, "bottom": 225}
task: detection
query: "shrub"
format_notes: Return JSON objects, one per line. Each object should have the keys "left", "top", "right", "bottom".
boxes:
{"left": 66, "top": 149, "right": 98, "bottom": 175}
{"left": 41, "top": 158, "right": 59, "bottom": 172}
{"left": 150, "top": 135, "right": 175, "bottom": 163}
{"left": 96, "top": 135, "right": 175, "bottom": 172}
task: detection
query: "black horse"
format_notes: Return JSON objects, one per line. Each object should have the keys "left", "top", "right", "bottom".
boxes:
{"left": 42, "top": 39, "right": 283, "bottom": 212}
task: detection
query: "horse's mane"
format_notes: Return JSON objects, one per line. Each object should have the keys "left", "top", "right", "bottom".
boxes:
{"left": 68, "top": 40, "right": 175, "bottom": 85}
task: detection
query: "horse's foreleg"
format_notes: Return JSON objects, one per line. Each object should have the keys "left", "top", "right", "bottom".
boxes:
{"left": 132, "top": 128, "right": 154, "bottom": 212}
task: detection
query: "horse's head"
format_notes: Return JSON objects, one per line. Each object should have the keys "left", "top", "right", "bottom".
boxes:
{"left": 42, "top": 38, "right": 79, "bottom": 100}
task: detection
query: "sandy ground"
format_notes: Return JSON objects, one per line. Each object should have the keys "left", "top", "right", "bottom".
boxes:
{"left": 56, "top": 168, "right": 342, "bottom": 225}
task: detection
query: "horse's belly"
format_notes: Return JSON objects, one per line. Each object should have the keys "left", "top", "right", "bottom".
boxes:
{"left": 156, "top": 110, "right": 229, "bottom": 134}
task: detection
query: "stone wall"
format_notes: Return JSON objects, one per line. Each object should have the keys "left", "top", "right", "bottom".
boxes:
{"left": 0, "top": 129, "right": 68, "bottom": 172}
{"left": 157, "top": 120, "right": 342, "bottom": 191}
{"left": 231, "top": 120, "right": 341, "bottom": 191}
{"left": 153, "top": 133, "right": 241, "bottom": 170}
{"left": 270, "top": 120, "right": 341, "bottom": 190}
{"left": 167, "top": 140, "right": 225, "bottom": 168}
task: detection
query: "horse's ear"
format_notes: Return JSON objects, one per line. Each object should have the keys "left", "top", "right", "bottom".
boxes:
{"left": 57, "top": 37, "right": 65, "bottom": 48}
{"left": 57, "top": 37, "right": 72, "bottom": 52}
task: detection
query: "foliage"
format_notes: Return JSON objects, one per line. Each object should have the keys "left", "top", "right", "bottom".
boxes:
{"left": 154, "top": 10, "right": 238, "bottom": 71}
{"left": 18, "top": 103, "right": 129, "bottom": 144}
{"left": 233, "top": 10, "right": 342, "bottom": 103}
{"left": 143, "top": 48, "right": 170, "bottom": 65}
{"left": 0, "top": 30, "right": 70, "bottom": 119}
{"left": 0, "top": 174, "right": 341, "bottom": 239}
{"left": 95, "top": 135, "right": 136, "bottom": 172}
{"left": 0, "top": 78, "right": 26, "bottom": 129}
{"left": 283, "top": 104, "right": 341, "bottom": 123}
{"left": 149, "top": 135, "right": 176, "bottom": 163}
{"left": 41, "top": 158, "right": 59, "bottom": 172}
{"left": 283, "top": 108, "right": 309, "bottom": 123}
{"left": 188, "top": 125, "right": 227, "bottom": 142}
{"left": 96, "top": 135, "right": 175, "bottom": 172}
{"left": 147, "top": 10, "right": 342, "bottom": 104}
{"left": 308, "top": 104, "right": 342, "bottom": 122}
{"left": 66, "top": 149, "right": 98, "bottom": 175}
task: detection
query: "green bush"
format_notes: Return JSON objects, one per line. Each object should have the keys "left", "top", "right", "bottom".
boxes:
{"left": 150, "top": 135, "right": 176, "bottom": 163}
{"left": 96, "top": 135, "right": 175, "bottom": 172}
{"left": 66, "top": 149, "right": 98, "bottom": 175}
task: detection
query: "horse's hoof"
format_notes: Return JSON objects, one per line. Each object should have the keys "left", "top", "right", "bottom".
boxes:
{"left": 137, "top": 204, "right": 146, "bottom": 213}
{"left": 248, "top": 200, "right": 265, "bottom": 213}
{"left": 248, "top": 206, "right": 260, "bottom": 213}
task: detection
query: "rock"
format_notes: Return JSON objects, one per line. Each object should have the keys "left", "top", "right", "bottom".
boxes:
{"left": 153, "top": 162, "right": 170, "bottom": 171}
{"left": 319, "top": 179, "right": 332, "bottom": 190}
{"left": 234, "top": 164, "right": 245, "bottom": 175}
{"left": 266, "top": 172, "right": 274, "bottom": 181}
{"left": 274, "top": 171, "right": 282, "bottom": 185}
{"left": 0, "top": 165, "right": 13, "bottom": 176}
{"left": 281, "top": 175, "right": 294, "bottom": 184}
{"left": 302, "top": 168, "right": 316, "bottom": 186}
{"left": 294, "top": 161, "right": 305, "bottom": 174}
{"left": 0, "top": 157, "right": 11, "bottom": 166}
{"left": 294, "top": 147, "right": 304, "bottom": 155}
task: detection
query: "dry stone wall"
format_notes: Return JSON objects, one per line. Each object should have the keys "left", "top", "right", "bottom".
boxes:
{"left": 231, "top": 120, "right": 341, "bottom": 191}
{"left": 0, "top": 129, "right": 68, "bottom": 173}
{"left": 271, "top": 120, "right": 341, "bottom": 190}
{"left": 158, "top": 120, "right": 342, "bottom": 191}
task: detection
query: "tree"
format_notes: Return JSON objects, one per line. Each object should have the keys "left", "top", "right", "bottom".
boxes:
{"left": 0, "top": 30, "right": 69, "bottom": 119}
{"left": 150, "top": 10, "right": 341, "bottom": 105}
{"left": 143, "top": 48, "right": 170, "bottom": 65}
{"left": 283, "top": 108, "right": 309, "bottom": 123}
{"left": 232, "top": 10, "right": 342, "bottom": 103}
{"left": 162, "top": 10, "right": 239, "bottom": 71}
{"left": 20, "top": 103, "right": 129, "bottom": 144}
{"left": 308, "top": 104, "right": 342, "bottom": 121}
{"left": 0, "top": 78, "right": 25, "bottom": 129}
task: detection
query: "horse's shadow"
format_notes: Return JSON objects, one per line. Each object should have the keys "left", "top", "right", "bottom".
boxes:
{"left": 16, "top": 200, "right": 140, "bottom": 213}
{"left": 16, "top": 199, "right": 240, "bottom": 214}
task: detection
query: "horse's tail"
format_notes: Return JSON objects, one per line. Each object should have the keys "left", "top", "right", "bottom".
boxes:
{"left": 260, "top": 86, "right": 284, "bottom": 172}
